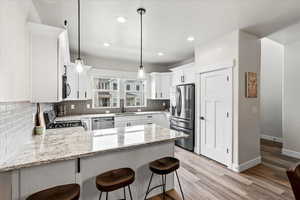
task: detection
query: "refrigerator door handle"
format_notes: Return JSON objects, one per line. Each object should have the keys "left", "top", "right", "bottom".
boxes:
{"left": 177, "top": 88, "right": 182, "bottom": 116}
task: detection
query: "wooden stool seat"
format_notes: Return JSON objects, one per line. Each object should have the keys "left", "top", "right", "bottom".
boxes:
{"left": 287, "top": 162, "right": 300, "bottom": 200}
{"left": 96, "top": 168, "right": 135, "bottom": 192}
{"left": 26, "top": 184, "right": 80, "bottom": 200}
{"left": 145, "top": 157, "right": 184, "bottom": 200}
{"left": 149, "top": 157, "right": 180, "bottom": 175}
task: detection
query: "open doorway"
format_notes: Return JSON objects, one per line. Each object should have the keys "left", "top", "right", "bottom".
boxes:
{"left": 260, "top": 37, "right": 299, "bottom": 175}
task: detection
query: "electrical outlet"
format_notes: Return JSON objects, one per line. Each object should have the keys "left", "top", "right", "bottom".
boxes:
{"left": 71, "top": 105, "right": 75, "bottom": 110}
{"left": 105, "top": 110, "right": 110, "bottom": 114}
{"left": 137, "top": 109, "right": 141, "bottom": 112}
{"left": 86, "top": 104, "right": 90, "bottom": 109}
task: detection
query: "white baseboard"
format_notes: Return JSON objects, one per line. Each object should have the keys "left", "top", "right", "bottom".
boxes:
{"left": 282, "top": 148, "right": 300, "bottom": 159}
{"left": 261, "top": 134, "right": 283, "bottom": 143}
{"left": 231, "top": 156, "right": 262, "bottom": 173}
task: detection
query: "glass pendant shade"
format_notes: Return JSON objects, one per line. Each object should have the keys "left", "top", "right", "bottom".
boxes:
{"left": 138, "top": 66, "right": 145, "bottom": 79}
{"left": 75, "top": 58, "right": 83, "bottom": 73}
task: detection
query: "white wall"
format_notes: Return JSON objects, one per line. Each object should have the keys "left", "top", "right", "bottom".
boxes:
{"left": 0, "top": 0, "right": 41, "bottom": 102}
{"left": 194, "top": 30, "right": 261, "bottom": 170}
{"left": 238, "top": 32, "right": 261, "bottom": 165}
{"left": 71, "top": 53, "right": 170, "bottom": 73}
{"left": 260, "top": 38, "right": 284, "bottom": 140}
{"left": 283, "top": 41, "right": 300, "bottom": 158}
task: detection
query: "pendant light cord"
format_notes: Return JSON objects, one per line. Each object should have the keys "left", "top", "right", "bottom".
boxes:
{"left": 140, "top": 10, "right": 143, "bottom": 68}
{"left": 78, "top": 0, "right": 81, "bottom": 59}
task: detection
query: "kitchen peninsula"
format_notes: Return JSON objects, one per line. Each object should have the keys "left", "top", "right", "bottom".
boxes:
{"left": 0, "top": 124, "right": 186, "bottom": 200}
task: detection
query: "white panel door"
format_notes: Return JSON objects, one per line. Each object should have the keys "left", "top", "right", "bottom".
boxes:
{"left": 200, "top": 68, "right": 232, "bottom": 166}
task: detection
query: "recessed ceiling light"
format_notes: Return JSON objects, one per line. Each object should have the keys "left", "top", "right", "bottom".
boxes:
{"left": 187, "top": 36, "right": 195, "bottom": 42}
{"left": 158, "top": 52, "right": 164, "bottom": 56}
{"left": 117, "top": 17, "right": 127, "bottom": 23}
{"left": 103, "top": 42, "right": 110, "bottom": 47}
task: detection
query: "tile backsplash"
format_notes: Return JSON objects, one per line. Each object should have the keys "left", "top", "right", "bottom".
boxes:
{"left": 0, "top": 102, "right": 53, "bottom": 161}
{"left": 55, "top": 99, "right": 170, "bottom": 116}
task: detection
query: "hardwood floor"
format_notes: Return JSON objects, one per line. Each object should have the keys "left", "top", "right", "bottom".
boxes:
{"left": 151, "top": 139, "right": 299, "bottom": 200}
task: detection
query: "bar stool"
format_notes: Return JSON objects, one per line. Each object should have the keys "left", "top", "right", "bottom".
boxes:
{"left": 26, "top": 184, "right": 80, "bottom": 200}
{"left": 96, "top": 168, "right": 135, "bottom": 200}
{"left": 287, "top": 162, "right": 300, "bottom": 200}
{"left": 144, "top": 157, "right": 184, "bottom": 200}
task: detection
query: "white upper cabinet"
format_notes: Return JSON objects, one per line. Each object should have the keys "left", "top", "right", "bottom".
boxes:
{"left": 171, "top": 62, "right": 196, "bottom": 86}
{"left": 66, "top": 64, "right": 92, "bottom": 101}
{"left": 150, "top": 73, "right": 171, "bottom": 99}
{"left": 29, "top": 23, "right": 70, "bottom": 103}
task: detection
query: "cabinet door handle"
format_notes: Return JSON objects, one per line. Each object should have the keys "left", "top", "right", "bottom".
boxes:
{"left": 182, "top": 75, "right": 185, "bottom": 83}
{"left": 85, "top": 91, "right": 87, "bottom": 98}
{"left": 77, "top": 91, "right": 79, "bottom": 99}
{"left": 161, "top": 92, "right": 162, "bottom": 98}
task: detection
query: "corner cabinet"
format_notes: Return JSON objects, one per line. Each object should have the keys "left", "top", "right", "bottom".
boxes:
{"left": 65, "top": 64, "right": 92, "bottom": 101}
{"left": 150, "top": 72, "right": 171, "bottom": 99}
{"left": 170, "top": 62, "right": 196, "bottom": 86}
{"left": 29, "top": 23, "right": 70, "bottom": 103}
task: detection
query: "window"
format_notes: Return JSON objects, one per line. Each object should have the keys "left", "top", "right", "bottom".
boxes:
{"left": 93, "top": 77, "right": 120, "bottom": 108}
{"left": 124, "top": 80, "right": 146, "bottom": 107}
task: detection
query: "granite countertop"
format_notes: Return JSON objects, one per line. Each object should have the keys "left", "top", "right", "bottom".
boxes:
{"left": 56, "top": 111, "right": 170, "bottom": 121}
{"left": 0, "top": 124, "right": 187, "bottom": 172}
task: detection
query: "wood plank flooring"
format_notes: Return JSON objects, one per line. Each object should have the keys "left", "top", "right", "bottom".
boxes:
{"left": 150, "top": 139, "right": 299, "bottom": 200}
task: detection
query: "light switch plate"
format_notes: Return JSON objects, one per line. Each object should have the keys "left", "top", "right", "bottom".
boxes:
{"left": 71, "top": 105, "right": 75, "bottom": 110}
{"left": 86, "top": 104, "right": 90, "bottom": 109}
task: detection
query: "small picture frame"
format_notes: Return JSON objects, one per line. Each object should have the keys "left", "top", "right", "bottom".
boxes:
{"left": 245, "top": 72, "right": 257, "bottom": 98}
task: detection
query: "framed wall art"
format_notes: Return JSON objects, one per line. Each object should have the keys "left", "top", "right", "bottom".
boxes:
{"left": 245, "top": 72, "right": 257, "bottom": 98}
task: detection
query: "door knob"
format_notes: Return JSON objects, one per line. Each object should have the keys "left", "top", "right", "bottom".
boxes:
{"left": 200, "top": 116, "right": 205, "bottom": 120}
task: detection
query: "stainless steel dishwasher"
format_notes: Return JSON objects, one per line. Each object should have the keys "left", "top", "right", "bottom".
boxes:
{"left": 92, "top": 117, "right": 114, "bottom": 130}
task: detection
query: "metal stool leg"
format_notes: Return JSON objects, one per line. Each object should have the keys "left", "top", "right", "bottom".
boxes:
{"left": 124, "top": 187, "right": 126, "bottom": 200}
{"left": 106, "top": 192, "right": 108, "bottom": 200}
{"left": 144, "top": 173, "right": 154, "bottom": 200}
{"left": 161, "top": 175, "right": 166, "bottom": 200}
{"left": 175, "top": 171, "right": 185, "bottom": 200}
{"left": 128, "top": 185, "right": 133, "bottom": 200}
{"left": 99, "top": 192, "right": 102, "bottom": 200}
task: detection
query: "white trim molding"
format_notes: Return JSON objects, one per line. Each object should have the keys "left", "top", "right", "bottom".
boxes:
{"left": 195, "top": 59, "right": 236, "bottom": 74}
{"left": 282, "top": 148, "right": 300, "bottom": 159}
{"left": 260, "top": 134, "right": 283, "bottom": 143}
{"left": 231, "top": 156, "right": 262, "bottom": 173}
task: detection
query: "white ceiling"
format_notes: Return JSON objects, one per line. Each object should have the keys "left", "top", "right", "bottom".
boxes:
{"left": 33, "top": 0, "right": 300, "bottom": 66}
{"left": 268, "top": 21, "right": 300, "bottom": 45}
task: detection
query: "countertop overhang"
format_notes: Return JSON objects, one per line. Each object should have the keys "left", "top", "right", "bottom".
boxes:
{"left": 0, "top": 125, "right": 187, "bottom": 172}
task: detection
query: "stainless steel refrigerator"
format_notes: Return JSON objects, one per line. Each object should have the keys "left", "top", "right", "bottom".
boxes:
{"left": 170, "top": 84, "right": 195, "bottom": 151}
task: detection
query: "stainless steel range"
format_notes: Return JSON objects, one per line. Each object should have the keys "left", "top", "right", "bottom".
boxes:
{"left": 170, "top": 84, "right": 195, "bottom": 151}
{"left": 44, "top": 110, "right": 85, "bottom": 129}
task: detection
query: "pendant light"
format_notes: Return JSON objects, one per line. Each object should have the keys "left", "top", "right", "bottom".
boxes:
{"left": 75, "top": 0, "right": 83, "bottom": 73}
{"left": 137, "top": 8, "right": 146, "bottom": 79}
